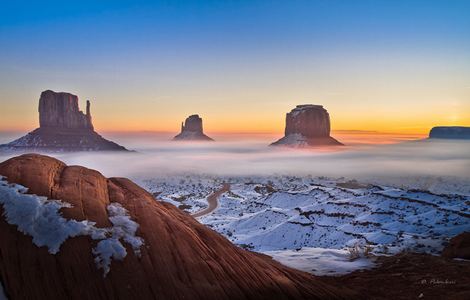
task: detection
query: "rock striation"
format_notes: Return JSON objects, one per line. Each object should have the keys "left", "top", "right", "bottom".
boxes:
{"left": 0, "top": 154, "right": 354, "bottom": 300}
{"left": 271, "top": 105, "right": 343, "bottom": 147}
{"left": 173, "top": 114, "right": 213, "bottom": 141}
{"left": 0, "top": 90, "right": 127, "bottom": 151}
{"left": 429, "top": 126, "right": 470, "bottom": 140}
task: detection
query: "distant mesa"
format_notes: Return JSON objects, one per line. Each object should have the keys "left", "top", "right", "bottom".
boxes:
{"left": 0, "top": 90, "right": 128, "bottom": 151}
{"left": 271, "top": 104, "right": 343, "bottom": 147}
{"left": 173, "top": 114, "right": 214, "bottom": 141}
{"left": 429, "top": 126, "right": 470, "bottom": 140}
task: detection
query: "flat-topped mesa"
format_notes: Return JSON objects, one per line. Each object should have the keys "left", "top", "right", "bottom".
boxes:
{"left": 39, "top": 90, "right": 94, "bottom": 130}
{"left": 429, "top": 126, "right": 470, "bottom": 140}
{"left": 0, "top": 90, "right": 128, "bottom": 151}
{"left": 173, "top": 114, "right": 214, "bottom": 141}
{"left": 271, "top": 104, "right": 343, "bottom": 147}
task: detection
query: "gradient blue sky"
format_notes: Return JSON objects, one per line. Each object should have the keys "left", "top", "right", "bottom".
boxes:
{"left": 1, "top": 0, "right": 469, "bottom": 133}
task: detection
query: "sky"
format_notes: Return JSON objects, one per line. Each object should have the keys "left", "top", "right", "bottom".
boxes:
{"left": 0, "top": 0, "right": 469, "bottom": 134}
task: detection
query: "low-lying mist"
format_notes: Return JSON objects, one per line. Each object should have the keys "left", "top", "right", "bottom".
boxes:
{"left": 0, "top": 132, "right": 469, "bottom": 194}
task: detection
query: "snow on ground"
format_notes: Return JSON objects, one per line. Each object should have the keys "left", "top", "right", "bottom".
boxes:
{"left": 144, "top": 174, "right": 470, "bottom": 275}
{"left": 140, "top": 175, "right": 223, "bottom": 214}
{"left": 265, "top": 247, "right": 374, "bottom": 276}
{"left": 0, "top": 177, "right": 144, "bottom": 276}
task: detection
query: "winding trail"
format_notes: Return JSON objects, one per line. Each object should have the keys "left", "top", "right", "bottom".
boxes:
{"left": 192, "top": 183, "right": 230, "bottom": 218}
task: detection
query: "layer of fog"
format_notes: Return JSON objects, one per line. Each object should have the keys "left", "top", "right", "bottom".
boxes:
{"left": 0, "top": 132, "right": 469, "bottom": 194}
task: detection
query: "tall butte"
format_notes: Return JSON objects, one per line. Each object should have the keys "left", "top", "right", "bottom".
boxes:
{"left": 173, "top": 114, "right": 214, "bottom": 141}
{"left": 1, "top": 90, "right": 128, "bottom": 151}
{"left": 271, "top": 104, "right": 343, "bottom": 147}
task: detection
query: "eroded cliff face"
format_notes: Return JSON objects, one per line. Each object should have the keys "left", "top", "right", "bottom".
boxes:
{"left": 173, "top": 114, "right": 214, "bottom": 141}
{"left": 285, "top": 105, "right": 330, "bottom": 138}
{"left": 0, "top": 154, "right": 354, "bottom": 300}
{"left": 0, "top": 90, "right": 127, "bottom": 151}
{"left": 182, "top": 114, "right": 203, "bottom": 133}
{"left": 272, "top": 104, "right": 343, "bottom": 147}
{"left": 38, "top": 90, "right": 94, "bottom": 130}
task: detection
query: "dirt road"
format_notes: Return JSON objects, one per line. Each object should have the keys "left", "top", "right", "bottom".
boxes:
{"left": 192, "top": 183, "right": 230, "bottom": 218}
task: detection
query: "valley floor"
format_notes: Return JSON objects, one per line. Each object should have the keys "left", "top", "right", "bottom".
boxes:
{"left": 141, "top": 174, "right": 470, "bottom": 276}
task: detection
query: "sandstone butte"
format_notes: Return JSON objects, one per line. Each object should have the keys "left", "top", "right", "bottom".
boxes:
{"left": 173, "top": 114, "right": 214, "bottom": 141}
{"left": 271, "top": 104, "right": 343, "bottom": 147}
{"left": 0, "top": 154, "right": 355, "bottom": 300}
{"left": 0, "top": 90, "right": 128, "bottom": 151}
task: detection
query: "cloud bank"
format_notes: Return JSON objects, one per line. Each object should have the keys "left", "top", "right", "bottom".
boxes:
{"left": 0, "top": 133, "right": 469, "bottom": 194}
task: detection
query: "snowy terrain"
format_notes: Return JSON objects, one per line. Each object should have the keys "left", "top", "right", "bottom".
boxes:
{"left": 142, "top": 175, "right": 470, "bottom": 275}
{"left": 0, "top": 177, "right": 144, "bottom": 276}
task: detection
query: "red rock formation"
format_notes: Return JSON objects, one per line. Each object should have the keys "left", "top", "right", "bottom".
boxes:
{"left": 39, "top": 90, "right": 94, "bottom": 130}
{"left": 271, "top": 105, "right": 343, "bottom": 147}
{"left": 442, "top": 232, "right": 470, "bottom": 259}
{"left": 0, "top": 90, "right": 127, "bottom": 151}
{"left": 0, "top": 154, "right": 354, "bottom": 300}
{"left": 285, "top": 105, "right": 330, "bottom": 138}
{"left": 173, "top": 114, "right": 214, "bottom": 141}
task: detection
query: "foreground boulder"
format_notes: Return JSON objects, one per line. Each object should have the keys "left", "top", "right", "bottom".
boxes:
{"left": 0, "top": 90, "right": 128, "bottom": 151}
{"left": 0, "top": 154, "right": 352, "bottom": 299}
{"left": 429, "top": 126, "right": 470, "bottom": 140}
{"left": 271, "top": 105, "right": 343, "bottom": 147}
{"left": 442, "top": 232, "right": 470, "bottom": 260}
{"left": 173, "top": 114, "right": 214, "bottom": 141}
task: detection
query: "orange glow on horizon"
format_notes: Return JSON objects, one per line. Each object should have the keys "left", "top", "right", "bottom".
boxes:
{"left": 1, "top": 96, "right": 468, "bottom": 137}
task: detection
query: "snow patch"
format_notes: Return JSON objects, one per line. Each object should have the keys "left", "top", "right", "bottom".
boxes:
{"left": 274, "top": 133, "right": 309, "bottom": 146}
{"left": 0, "top": 177, "right": 144, "bottom": 276}
{"left": 265, "top": 247, "right": 374, "bottom": 276}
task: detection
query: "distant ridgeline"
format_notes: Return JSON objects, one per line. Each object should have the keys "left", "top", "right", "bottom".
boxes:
{"left": 0, "top": 90, "right": 128, "bottom": 152}
{"left": 429, "top": 126, "right": 470, "bottom": 140}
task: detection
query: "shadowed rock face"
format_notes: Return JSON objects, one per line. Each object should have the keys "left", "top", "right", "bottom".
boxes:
{"left": 0, "top": 154, "right": 354, "bottom": 300}
{"left": 39, "top": 90, "right": 93, "bottom": 130}
{"left": 429, "top": 126, "right": 470, "bottom": 140}
{"left": 285, "top": 105, "right": 330, "bottom": 138}
{"left": 0, "top": 90, "right": 127, "bottom": 151}
{"left": 173, "top": 114, "right": 214, "bottom": 141}
{"left": 442, "top": 232, "right": 470, "bottom": 259}
{"left": 271, "top": 105, "right": 343, "bottom": 147}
